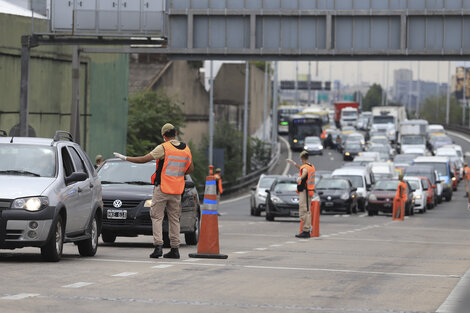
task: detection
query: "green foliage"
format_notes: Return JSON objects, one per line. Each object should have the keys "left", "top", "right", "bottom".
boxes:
{"left": 362, "top": 84, "right": 384, "bottom": 112}
{"left": 419, "top": 95, "right": 466, "bottom": 125}
{"left": 187, "top": 61, "right": 203, "bottom": 69}
{"left": 187, "top": 140, "right": 208, "bottom": 188}
{"left": 249, "top": 61, "right": 271, "bottom": 73}
{"left": 126, "top": 90, "right": 185, "bottom": 156}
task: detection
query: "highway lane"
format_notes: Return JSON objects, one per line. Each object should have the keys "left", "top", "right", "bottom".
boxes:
{"left": 1, "top": 134, "right": 470, "bottom": 313}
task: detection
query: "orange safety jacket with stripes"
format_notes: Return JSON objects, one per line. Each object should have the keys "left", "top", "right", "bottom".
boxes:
{"left": 214, "top": 173, "right": 223, "bottom": 194}
{"left": 298, "top": 163, "right": 316, "bottom": 197}
{"left": 395, "top": 181, "right": 408, "bottom": 202}
{"left": 151, "top": 141, "right": 192, "bottom": 195}
{"left": 464, "top": 166, "right": 470, "bottom": 180}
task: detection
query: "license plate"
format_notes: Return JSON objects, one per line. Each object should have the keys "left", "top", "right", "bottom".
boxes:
{"left": 325, "top": 202, "right": 334, "bottom": 207}
{"left": 290, "top": 210, "right": 299, "bottom": 217}
{"left": 384, "top": 203, "right": 392, "bottom": 208}
{"left": 107, "top": 209, "right": 127, "bottom": 219}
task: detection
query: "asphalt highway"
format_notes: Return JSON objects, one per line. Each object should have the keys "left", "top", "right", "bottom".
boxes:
{"left": 1, "top": 133, "right": 470, "bottom": 313}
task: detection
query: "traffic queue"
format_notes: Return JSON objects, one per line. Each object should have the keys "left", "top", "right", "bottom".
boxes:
{"left": 252, "top": 106, "right": 467, "bottom": 222}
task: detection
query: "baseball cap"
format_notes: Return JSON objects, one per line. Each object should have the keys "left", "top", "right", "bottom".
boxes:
{"left": 95, "top": 154, "right": 103, "bottom": 162}
{"left": 215, "top": 168, "right": 221, "bottom": 173}
{"left": 300, "top": 151, "right": 309, "bottom": 159}
{"left": 161, "top": 123, "right": 175, "bottom": 136}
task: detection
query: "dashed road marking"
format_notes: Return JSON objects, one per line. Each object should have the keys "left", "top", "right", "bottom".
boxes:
{"left": 359, "top": 213, "right": 367, "bottom": 217}
{"left": 284, "top": 241, "right": 296, "bottom": 244}
{"left": 269, "top": 244, "right": 281, "bottom": 247}
{"left": 1, "top": 293, "right": 40, "bottom": 300}
{"left": 254, "top": 248, "right": 267, "bottom": 251}
{"left": 62, "top": 282, "right": 93, "bottom": 289}
{"left": 152, "top": 264, "right": 175, "bottom": 268}
{"left": 234, "top": 251, "right": 249, "bottom": 254}
{"left": 328, "top": 152, "right": 332, "bottom": 156}
{"left": 330, "top": 157, "right": 335, "bottom": 161}
{"left": 112, "top": 272, "right": 138, "bottom": 277}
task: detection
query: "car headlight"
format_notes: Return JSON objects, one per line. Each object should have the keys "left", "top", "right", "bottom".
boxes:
{"left": 293, "top": 139, "right": 298, "bottom": 143}
{"left": 340, "top": 193, "right": 349, "bottom": 200}
{"left": 304, "top": 146, "right": 308, "bottom": 150}
{"left": 452, "top": 177, "right": 456, "bottom": 181}
{"left": 144, "top": 199, "right": 152, "bottom": 207}
{"left": 345, "top": 152, "right": 350, "bottom": 156}
{"left": 318, "top": 145, "right": 323, "bottom": 149}
{"left": 389, "top": 131, "right": 394, "bottom": 136}
{"left": 414, "top": 195, "right": 422, "bottom": 200}
{"left": 11, "top": 197, "right": 49, "bottom": 212}
{"left": 271, "top": 196, "right": 283, "bottom": 204}
{"left": 368, "top": 194, "right": 377, "bottom": 201}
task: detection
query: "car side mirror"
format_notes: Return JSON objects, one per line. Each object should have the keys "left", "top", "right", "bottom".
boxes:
{"left": 265, "top": 189, "right": 270, "bottom": 194}
{"left": 411, "top": 188, "right": 416, "bottom": 192}
{"left": 351, "top": 187, "right": 357, "bottom": 192}
{"left": 251, "top": 186, "right": 257, "bottom": 191}
{"left": 366, "top": 185, "right": 371, "bottom": 191}
{"left": 65, "top": 172, "right": 87, "bottom": 184}
{"left": 185, "top": 181, "right": 195, "bottom": 189}
{"left": 436, "top": 180, "right": 442, "bottom": 184}
{"left": 318, "top": 191, "right": 323, "bottom": 196}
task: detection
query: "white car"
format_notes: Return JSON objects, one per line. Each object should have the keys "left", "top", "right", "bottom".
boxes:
{"left": 370, "top": 162, "right": 397, "bottom": 180}
{"left": 404, "top": 176, "right": 427, "bottom": 213}
{"left": 250, "top": 175, "right": 280, "bottom": 216}
{"left": 441, "top": 144, "right": 464, "bottom": 163}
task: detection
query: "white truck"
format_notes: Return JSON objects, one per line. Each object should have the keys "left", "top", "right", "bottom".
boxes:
{"left": 340, "top": 107, "right": 359, "bottom": 128}
{"left": 371, "top": 106, "right": 407, "bottom": 143}
{"left": 398, "top": 119, "right": 429, "bottom": 155}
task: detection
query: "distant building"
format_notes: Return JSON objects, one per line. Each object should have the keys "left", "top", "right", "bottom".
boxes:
{"left": 394, "top": 79, "right": 448, "bottom": 113}
{"left": 393, "top": 69, "right": 412, "bottom": 100}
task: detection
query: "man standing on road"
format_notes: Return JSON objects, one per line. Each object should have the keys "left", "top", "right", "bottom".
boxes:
{"left": 214, "top": 168, "right": 223, "bottom": 212}
{"left": 463, "top": 163, "right": 470, "bottom": 198}
{"left": 393, "top": 174, "right": 407, "bottom": 220}
{"left": 287, "top": 151, "right": 315, "bottom": 238}
{"left": 113, "top": 123, "right": 193, "bottom": 259}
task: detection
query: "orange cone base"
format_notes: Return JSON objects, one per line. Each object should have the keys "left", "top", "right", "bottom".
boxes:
{"left": 189, "top": 214, "right": 228, "bottom": 259}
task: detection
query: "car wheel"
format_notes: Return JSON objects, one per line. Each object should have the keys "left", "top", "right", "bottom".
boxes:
{"left": 353, "top": 202, "right": 358, "bottom": 214}
{"left": 101, "top": 231, "right": 116, "bottom": 243}
{"left": 41, "top": 215, "right": 64, "bottom": 262}
{"left": 163, "top": 232, "right": 171, "bottom": 248}
{"left": 367, "top": 208, "right": 374, "bottom": 216}
{"left": 446, "top": 194, "right": 452, "bottom": 201}
{"left": 250, "top": 199, "right": 255, "bottom": 215}
{"left": 253, "top": 207, "right": 261, "bottom": 217}
{"left": 438, "top": 195, "right": 443, "bottom": 204}
{"left": 185, "top": 213, "right": 199, "bottom": 246}
{"left": 78, "top": 214, "right": 99, "bottom": 257}
{"left": 265, "top": 212, "right": 274, "bottom": 221}
{"left": 346, "top": 204, "right": 352, "bottom": 215}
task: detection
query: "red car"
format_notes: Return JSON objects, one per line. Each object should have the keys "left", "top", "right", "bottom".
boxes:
{"left": 419, "top": 176, "right": 435, "bottom": 210}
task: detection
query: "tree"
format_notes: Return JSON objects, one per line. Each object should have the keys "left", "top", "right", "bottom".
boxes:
{"left": 126, "top": 90, "right": 185, "bottom": 156}
{"left": 419, "top": 95, "right": 465, "bottom": 125}
{"left": 362, "top": 84, "right": 384, "bottom": 112}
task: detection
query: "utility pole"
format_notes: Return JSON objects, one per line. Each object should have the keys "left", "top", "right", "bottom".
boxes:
{"left": 417, "top": 61, "right": 421, "bottom": 117}
{"left": 209, "top": 61, "right": 214, "bottom": 166}
{"left": 408, "top": 61, "right": 412, "bottom": 113}
{"left": 308, "top": 62, "right": 311, "bottom": 105}
{"left": 446, "top": 61, "right": 451, "bottom": 125}
{"left": 463, "top": 62, "right": 466, "bottom": 126}
{"left": 295, "top": 61, "right": 299, "bottom": 106}
{"left": 19, "top": 36, "right": 31, "bottom": 137}
{"left": 385, "top": 62, "right": 389, "bottom": 106}
{"left": 70, "top": 45, "right": 81, "bottom": 144}
{"left": 272, "top": 62, "right": 279, "bottom": 156}
{"left": 263, "top": 62, "right": 268, "bottom": 143}
{"left": 242, "top": 62, "right": 249, "bottom": 176}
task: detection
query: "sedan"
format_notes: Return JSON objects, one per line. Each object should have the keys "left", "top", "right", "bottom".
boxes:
{"left": 303, "top": 136, "right": 323, "bottom": 155}
{"left": 343, "top": 142, "right": 363, "bottom": 161}
{"left": 404, "top": 176, "right": 427, "bottom": 213}
{"left": 367, "top": 144, "right": 392, "bottom": 161}
{"left": 367, "top": 179, "right": 414, "bottom": 216}
{"left": 265, "top": 178, "right": 299, "bottom": 221}
{"left": 316, "top": 178, "right": 357, "bottom": 214}
{"left": 250, "top": 175, "right": 281, "bottom": 216}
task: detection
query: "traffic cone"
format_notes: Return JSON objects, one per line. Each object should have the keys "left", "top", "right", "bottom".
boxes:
{"left": 189, "top": 166, "right": 228, "bottom": 259}
{"left": 299, "top": 197, "right": 320, "bottom": 238}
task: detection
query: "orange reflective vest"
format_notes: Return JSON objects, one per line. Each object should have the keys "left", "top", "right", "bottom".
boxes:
{"left": 214, "top": 173, "right": 223, "bottom": 194}
{"left": 395, "top": 181, "right": 408, "bottom": 202}
{"left": 298, "top": 163, "right": 315, "bottom": 197}
{"left": 320, "top": 131, "right": 326, "bottom": 139}
{"left": 151, "top": 141, "right": 192, "bottom": 195}
{"left": 465, "top": 166, "right": 470, "bottom": 180}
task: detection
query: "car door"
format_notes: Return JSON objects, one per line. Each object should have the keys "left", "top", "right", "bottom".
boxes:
{"left": 60, "top": 147, "right": 82, "bottom": 233}
{"left": 67, "top": 146, "right": 93, "bottom": 232}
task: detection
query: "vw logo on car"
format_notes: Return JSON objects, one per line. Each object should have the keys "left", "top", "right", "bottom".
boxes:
{"left": 113, "top": 199, "right": 123, "bottom": 208}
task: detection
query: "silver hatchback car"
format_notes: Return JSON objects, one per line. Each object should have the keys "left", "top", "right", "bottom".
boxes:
{"left": 0, "top": 131, "right": 103, "bottom": 261}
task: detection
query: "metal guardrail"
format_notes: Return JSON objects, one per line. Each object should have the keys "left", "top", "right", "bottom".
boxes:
{"left": 446, "top": 125, "right": 470, "bottom": 136}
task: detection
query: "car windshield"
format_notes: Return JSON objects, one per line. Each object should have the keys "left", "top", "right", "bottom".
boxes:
{"left": 316, "top": 179, "right": 349, "bottom": 190}
{"left": 406, "top": 180, "right": 420, "bottom": 190}
{"left": 345, "top": 143, "right": 361, "bottom": 149}
{"left": 374, "top": 180, "right": 399, "bottom": 191}
{"left": 334, "top": 175, "right": 364, "bottom": 188}
{"left": 402, "top": 136, "right": 425, "bottom": 145}
{"left": 98, "top": 161, "right": 154, "bottom": 184}
{"left": 371, "top": 138, "right": 388, "bottom": 145}
{"left": 369, "top": 146, "right": 388, "bottom": 153}
{"left": 259, "top": 177, "right": 276, "bottom": 188}
{"left": 373, "top": 116, "right": 394, "bottom": 124}
{"left": 415, "top": 162, "right": 448, "bottom": 177}
{"left": 405, "top": 169, "right": 434, "bottom": 183}
{"left": 342, "top": 111, "right": 357, "bottom": 117}
{"left": 305, "top": 137, "right": 320, "bottom": 144}
{"left": 394, "top": 155, "right": 415, "bottom": 164}
{"left": 273, "top": 181, "right": 297, "bottom": 193}
{"left": 0, "top": 144, "right": 56, "bottom": 177}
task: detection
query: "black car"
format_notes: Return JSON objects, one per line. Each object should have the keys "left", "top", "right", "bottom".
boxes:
{"left": 265, "top": 178, "right": 299, "bottom": 221}
{"left": 316, "top": 178, "right": 357, "bottom": 214}
{"left": 97, "top": 159, "right": 200, "bottom": 246}
{"left": 343, "top": 142, "right": 363, "bottom": 161}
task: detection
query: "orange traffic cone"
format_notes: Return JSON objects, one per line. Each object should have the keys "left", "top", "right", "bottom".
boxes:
{"left": 299, "top": 197, "right": 320, "bottom": 238}
{"left": 189, "top": 166, "right": 228, "bottom": 259}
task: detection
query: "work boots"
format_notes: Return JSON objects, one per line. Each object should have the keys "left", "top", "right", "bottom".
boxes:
{"left": 295, "top": 231, "right": 311, "bottom": 238}
{"left": 149, "top": 245, "right": 163, "bottom": 258}
{"left": 163, "top": 248, "right": 180, "bottom": 259}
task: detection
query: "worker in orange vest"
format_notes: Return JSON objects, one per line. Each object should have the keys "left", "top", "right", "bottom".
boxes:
{"left": 393, "top": 174, "right": 407, "bottom": 220}
{"left": 214, "top": 168, "right": 223, "bottom": 212}
{"left": 114, "top": 123, "right": 193, "bottom": 259}
{"left": 287, "top": 151, "right": 315, "bottom": 238}
{"left": 463, "top": 163, "right": 470, "bottom": 198}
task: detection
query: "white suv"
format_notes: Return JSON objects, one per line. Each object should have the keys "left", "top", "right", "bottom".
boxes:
{"left": 0, "top": 131, "right": 103, "bottom": 261}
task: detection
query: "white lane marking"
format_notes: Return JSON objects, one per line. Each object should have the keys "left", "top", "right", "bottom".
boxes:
{"left": 254, "top": 248, "right": 267, "bottom": 251}
{"left": 112, "top": 272, "right": 138, "bottom": 277}
{"left": 359, "top": 214, "right": 367, "bottom": 218}
{"left": 330, "top": 157, "right": 335, "bottom": 161}
{"left": 248, "top": 222, "right": 256, "bottom": 225}
{"left": 334, "top": 215, "right": 340, "bottom": 217}
{"left": 284, "top": 241, "right": 296, "bottom": 244}
{"left": 436, "top": 263, "right": 470, "bottom": 312}
{"left": 234, "top": 251, "right": 249, "bottom": 254}
{"left": 269, "top": 244, "right": 282, "bottom": 247}
{"left": 183, "top": 259, "right": 200, "bottom": 262}
{"left": 279, "top": 136, "right": 292, "bottom": 176}
{"left": 152, "top": 264, "right": 175, "bottom": 268}
{"left": 325, "top": 237, "right": 470, "bottom": 246}
{"left": 328, "top": 152, "right": 332, "bottom": 156}
{"left": 62, "top": 282, "right": 93, "bottom": 289}
{"left": 321, "top": 235, "right": 330, "bottom": 238}
{"left": 244, "top": 265, "right": 460, "bottom": 279}
{"left": 1, "top": 293, "right": 40, "bottom": 300}
{"left": 447, "top": 130, "right": 470, "bottom": 144}
{"left": 298, "top": 239, "right": 309, "bottom": 242}
{"left": 343, "top": 215, "right": 350, "bottom": 217}
{"left": 220, "top": 194, "right": 250, "bottom": 205}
